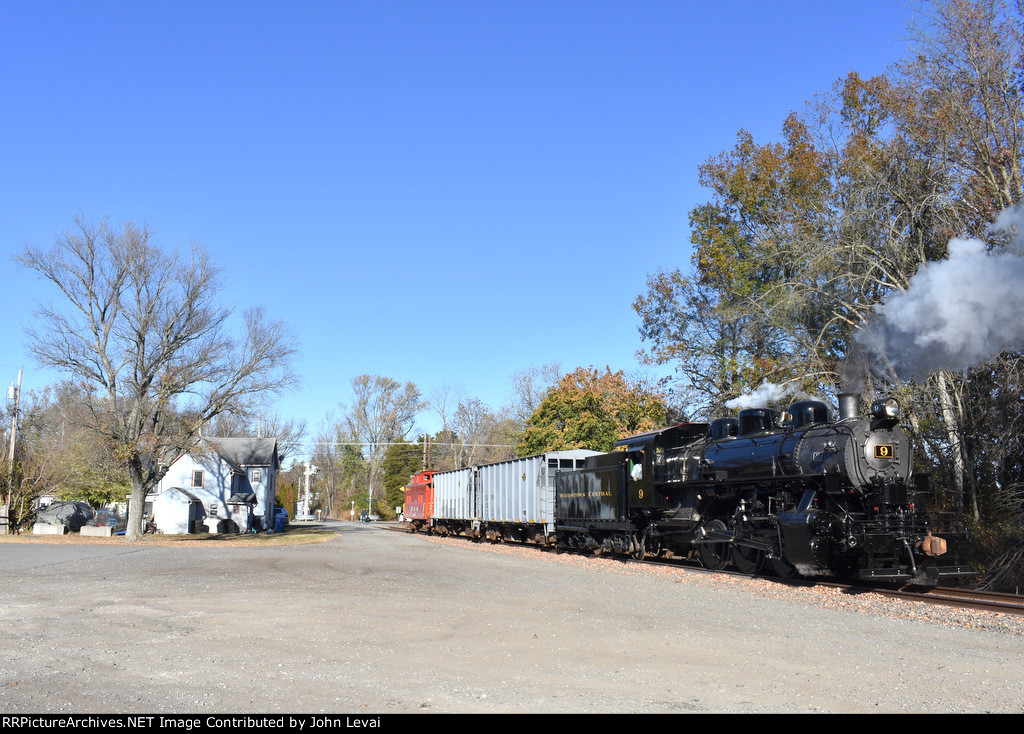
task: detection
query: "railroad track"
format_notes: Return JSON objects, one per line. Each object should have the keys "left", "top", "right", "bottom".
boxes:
{"left": 641, "top": 554, "right": 1024, "bottom": 617}
{"left": 883, "top": 585, "right": 1024, "bottom": 616}
{"left": 398, "top": 524, "right": 1024, "bottom": 617}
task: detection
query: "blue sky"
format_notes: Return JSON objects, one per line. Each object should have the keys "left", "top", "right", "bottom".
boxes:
{"left": 1, "top": 1, "right": 917, "bottom": 461}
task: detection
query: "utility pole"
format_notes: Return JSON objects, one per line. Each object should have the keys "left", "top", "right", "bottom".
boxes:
{"left": 5, "top": 368, "right": 23, "bottom": 534}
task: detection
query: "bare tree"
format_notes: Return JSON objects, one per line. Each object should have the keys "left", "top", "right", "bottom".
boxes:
{"left": 310, "top": 412, "right": 368, "bottom": 520}
{"left": 904, "top": 0, "right": 1023, "bottom": 219}
{"left": 500, "top": 362, "right": 565, "bottom": 452}
{"left": 428, "top": 383, "right": 458, "bottom": 434}
{"left": 508, "top": 362, "right": 562, "bottom": 425}
{"left": 341, "top": 375, "right": 424, "bottom": 513}
{"left": 426, "top": 383, "right": 520, "bottom": 468}
{"left": 15, "top": 217, "right": 299, "bottom": 539}
{"left": 425, "top": 383, "right": 463, "bottom": 469}
{"left": 209, "top": 411, "right": 307, "bottom": 464}
{"left": 452, "top": 396, "right": 514, "bottom": 466}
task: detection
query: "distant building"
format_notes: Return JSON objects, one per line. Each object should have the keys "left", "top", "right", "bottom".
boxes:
{"left": 148, "top": 437, "right": 279, "bottom": 534}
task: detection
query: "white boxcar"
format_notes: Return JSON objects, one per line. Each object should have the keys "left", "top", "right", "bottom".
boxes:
{"left": 477, "top": 450, "right": 600, "bottom": 536}
{"left": 431, "top": 466, "right": 477, "bottom": 534}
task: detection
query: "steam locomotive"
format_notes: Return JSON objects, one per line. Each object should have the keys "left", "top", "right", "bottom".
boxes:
{"left": 557, "top": 393, "right": 973, "bottom": 583}
{"left": 409, "top": 393, "right": 973, "bottom": 585}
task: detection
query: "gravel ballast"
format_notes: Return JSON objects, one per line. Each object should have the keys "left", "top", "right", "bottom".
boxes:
{"left": 0, "top": 521, "right": 1021, "bottom": 714}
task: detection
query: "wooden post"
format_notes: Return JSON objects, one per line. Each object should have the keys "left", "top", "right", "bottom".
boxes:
{"left": 5, "top": 368, "right": 22, "bottom": 533}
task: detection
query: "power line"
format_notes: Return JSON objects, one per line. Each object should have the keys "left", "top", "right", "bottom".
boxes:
{"left": 301, "top": 441, "right": 517, "bottom": 449}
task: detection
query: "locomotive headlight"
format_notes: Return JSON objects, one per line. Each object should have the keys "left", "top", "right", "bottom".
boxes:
{"left": 870, "top": 398, "right": 900, "bottom": 420}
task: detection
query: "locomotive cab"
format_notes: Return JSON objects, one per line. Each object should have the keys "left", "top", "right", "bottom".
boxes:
{"left": 614, "top": 423, "right": 711, "bottom": 505}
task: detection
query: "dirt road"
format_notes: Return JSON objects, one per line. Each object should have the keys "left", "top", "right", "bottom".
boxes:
{"left": 1, "top": 522, "right": 1020, "bottom": 713}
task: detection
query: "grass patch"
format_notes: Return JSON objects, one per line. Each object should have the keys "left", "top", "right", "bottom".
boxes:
{"left": 152, "top": 528, "right": 337, "bottom": 545}
{"left": 0, "top": 527, "right": 338, "bottom": 546}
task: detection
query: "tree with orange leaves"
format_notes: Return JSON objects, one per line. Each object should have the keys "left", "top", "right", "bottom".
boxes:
{"left": 517, "top": 367, "right": 666, "bottom": 455}
{"left": 634, "top": 114, "right": 833, "bottom": 418}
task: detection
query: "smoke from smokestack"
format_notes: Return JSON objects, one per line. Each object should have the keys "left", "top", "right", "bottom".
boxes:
{"left": 853, "top": 208, "right": 1024, "bottom": 382}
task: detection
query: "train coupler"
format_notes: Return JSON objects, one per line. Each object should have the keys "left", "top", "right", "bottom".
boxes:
{"left": 917, "top": 533, "right": 948, "bottom": 557}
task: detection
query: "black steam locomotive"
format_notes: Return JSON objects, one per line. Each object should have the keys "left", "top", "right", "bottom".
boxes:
{"left": 555, "top": 393, "right": 973, "bottom": 584}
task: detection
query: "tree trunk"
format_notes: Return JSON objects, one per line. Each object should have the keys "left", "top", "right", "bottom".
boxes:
{"left": 937, "top": 371, "right": 976, "bottom": 520}
{"left": 124, "top": 463, "right": 150, "bottom": 541}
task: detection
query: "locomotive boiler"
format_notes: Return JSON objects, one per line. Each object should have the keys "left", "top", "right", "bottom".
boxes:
{"left": 555, "top": 393, "right": 972, "bottom": 584}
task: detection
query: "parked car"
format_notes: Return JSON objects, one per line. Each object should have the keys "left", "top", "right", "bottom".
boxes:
{"left": 273, "top": 507, "right": 289, "bottom": 532}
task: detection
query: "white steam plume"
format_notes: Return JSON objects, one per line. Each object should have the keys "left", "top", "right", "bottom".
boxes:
{"left": 725, "top": 382, "right": 810, "bottom": 411}
{"left": 855, "top": 208, "right": 1024, "bottom": 382}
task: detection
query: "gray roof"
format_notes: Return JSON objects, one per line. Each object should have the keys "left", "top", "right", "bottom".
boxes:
{"left": 206, "top": 437, "right": 279, "bottom": 469}
{"left": 162, "top": 487, "right": 202, "bottom": 502}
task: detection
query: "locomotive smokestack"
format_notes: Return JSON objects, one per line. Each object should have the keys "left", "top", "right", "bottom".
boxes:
{"left": 838, "top": 393, "right": 860, "bottom": 421}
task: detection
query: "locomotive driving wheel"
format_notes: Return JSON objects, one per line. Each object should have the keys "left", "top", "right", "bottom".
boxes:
{"left": 731, "top": 543, "right": 764, "bottom": 575}
{"left": 697, "top": 519, "right": 730, "bottom": 570}
{"left": 630, "top": 533, "right": 646, "bottom": 561}
{"left": 769, "top": 555, "right": 798, "bottom": 578}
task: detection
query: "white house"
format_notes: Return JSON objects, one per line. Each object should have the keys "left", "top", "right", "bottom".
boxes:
{"left": 148, "top": 437, "right": 280, "bottom": 534}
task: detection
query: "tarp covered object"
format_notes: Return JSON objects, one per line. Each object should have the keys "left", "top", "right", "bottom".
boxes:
{"left": 37, "top": 501, "right": 94, "bottom": 531}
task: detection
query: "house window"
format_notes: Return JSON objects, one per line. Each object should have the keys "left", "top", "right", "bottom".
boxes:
{"left": 209, "top": 502, "right": 218, "bottom": 517}
{"left": 251, "top": 469, "right": 262, "bottom": 484}
{"left": 191, "top": 470, "right": 204, "bottom": 488}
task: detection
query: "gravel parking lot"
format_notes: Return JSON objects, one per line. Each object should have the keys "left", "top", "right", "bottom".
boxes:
{"left": 0, "top": 521, "right": 1021, "bottom": 714}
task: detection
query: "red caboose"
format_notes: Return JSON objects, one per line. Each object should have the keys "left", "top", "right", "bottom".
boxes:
{"left": 403, "top": 470, "right": 435, "bottom": 532}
